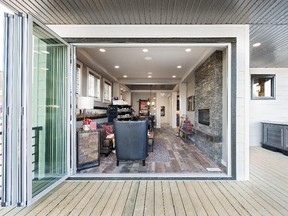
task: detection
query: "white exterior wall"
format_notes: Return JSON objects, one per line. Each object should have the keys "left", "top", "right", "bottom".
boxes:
{"left": 49, "top": 25, "right": 250, "bottom": 180}
{"left": 250, "top": 68, "right": 288, "bottom": 146}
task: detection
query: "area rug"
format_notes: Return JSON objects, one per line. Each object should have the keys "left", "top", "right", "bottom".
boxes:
{"left": 146, "top": 138, "right": 170, "bottom": 163}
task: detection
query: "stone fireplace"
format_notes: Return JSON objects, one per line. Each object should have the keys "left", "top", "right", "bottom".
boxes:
{"left": 193, "top": 50, "right": 223, "bottom": 164}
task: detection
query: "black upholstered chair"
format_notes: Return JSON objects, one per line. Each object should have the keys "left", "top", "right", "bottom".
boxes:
{"left": 114, "top": 119, "right": 148, "bottom": 166}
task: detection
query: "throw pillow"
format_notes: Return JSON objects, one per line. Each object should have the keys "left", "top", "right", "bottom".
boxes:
{"left": 103, "top": 124, "right": 114, "bottom": 136}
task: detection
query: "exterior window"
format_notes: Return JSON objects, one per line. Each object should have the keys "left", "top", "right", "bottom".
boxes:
{"left": 76, "top": 61, "right": 82, "bottom": 95}
{"left": 88, "top": 68, "right": 101, "bottom": 100}
{"left": 251, "top": 74, "right": 275, "bottom": 99}
{"left": 103, "top": 79, "right": 112, "bottom": 103}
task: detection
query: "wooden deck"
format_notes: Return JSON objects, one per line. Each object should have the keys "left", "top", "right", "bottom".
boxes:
{"left": 1, "top": 147, "right": 288, "bottom": 215}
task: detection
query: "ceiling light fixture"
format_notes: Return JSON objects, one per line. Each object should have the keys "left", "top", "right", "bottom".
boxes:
{"left": 177, "top": 65, "right": 182, "bottom": 69}
{"left": 172, "top": 75, "right": 176, "bottom": 78}
{"left": 123, "top": 75, "right": 127, "bottom": 78}
{"left": 148, "top": 75, "right": 152, "bottom": 78}
{"left": 145, "top": 56, "right": 152, "bottom": 60}
{"left": 99, "top": 48, "right": 106, "bottom": 52}
{"left": 115, "top": 65, "right": 120, "bottom": 69}
{"left": 253, "top": 43, "right": 261, "bottom": 47}
{"left": 142, "top": 48, "right": 149, "bottom": 52}
{"left": 185, "top": 48, "right": 191, "bottom": 52}
{"left": 147, "top": 72, "right": 153, "bottom": 75}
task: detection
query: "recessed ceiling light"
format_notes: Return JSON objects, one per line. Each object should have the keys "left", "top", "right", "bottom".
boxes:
{"left": 185, "top": 48, "right": 191, "bottom": 52}
{"left": 177, "top": 65, "right": 182, "bottom": 69}
{"left": 99, "top": 48, "right": 106, "bottom": 52}
{"left": 142, "top": 48, "right": 149, "bottom": 52}
{"left": 148, "top": 75, "right": 152, "bottom": 78}
{"left": 145, "top": 56, "right": 152, "bottom": 60}
{"left": 253, "top": 43, "right": 261, "bottom": 47}
{"left": 115, "top": 65, "right": 120, "bottom": 69}
{"left": 172, "top": 75, "right": 176, "bottom": 78}
{"left": 147, "top": 72, "right": 153, "bottom": 75}
{"left": 123, "top": 75, "right": 127, "bottom": 78}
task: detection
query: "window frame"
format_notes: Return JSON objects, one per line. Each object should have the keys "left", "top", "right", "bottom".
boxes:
{"left": 103, "top": 78, "right": 112, "bottom": 103}
{"left": 87, "top": 67, "right": 101, "bottom": 101}
{"left": 251, "top": 74, "right": 276, "bottom": 100}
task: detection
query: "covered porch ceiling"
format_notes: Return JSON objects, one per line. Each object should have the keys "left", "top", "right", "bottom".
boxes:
{"left": 1, "top": 0, "right": 287, "bottom": 90}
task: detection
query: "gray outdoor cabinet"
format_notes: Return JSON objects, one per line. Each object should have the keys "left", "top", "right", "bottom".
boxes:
{"left": 261, "top": 121, "right": 288, "bottom": 155}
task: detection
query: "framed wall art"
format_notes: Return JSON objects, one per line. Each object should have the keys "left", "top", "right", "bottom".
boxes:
{"left": 187, "top": 96, "right": 195, "bottom": 111}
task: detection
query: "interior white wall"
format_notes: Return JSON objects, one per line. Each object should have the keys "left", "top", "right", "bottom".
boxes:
{"left": 186, "top": 73, "right": 196, "bottom": 125}
{"left": 171, "top": 92, "right": 177, "bottom": 128}
{"left": 78, "top": 63, "right": 114, "bottom": 107}
{"left": 179, "top": 83, "right": 187, "bottom": 119}
{"left": 48, "top": 24, "right": 250, "bottom": 180}
{"left": 113, "top": 82, "right": 120, "bottom": 99}
{"left": 250, "top": 68, "right": 288, "bottom": 146}
{"left": 159, "top": 94, "right": 170, "bottom": 124}
{"left": 122, "top": 91, "right": 131, "bottom": 105}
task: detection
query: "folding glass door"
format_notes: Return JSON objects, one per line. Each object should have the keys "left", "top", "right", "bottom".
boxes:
{"left": 2, "top": 13, "right": 70, "bottom": 206}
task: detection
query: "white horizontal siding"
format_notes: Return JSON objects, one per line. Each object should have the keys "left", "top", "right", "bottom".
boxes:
{"left": 250, "top": 68, "right": 288, "bottom": 146}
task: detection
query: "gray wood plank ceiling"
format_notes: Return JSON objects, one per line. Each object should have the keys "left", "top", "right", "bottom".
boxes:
{"left": 1, "top": 0, "right": 287, "bottom": 68}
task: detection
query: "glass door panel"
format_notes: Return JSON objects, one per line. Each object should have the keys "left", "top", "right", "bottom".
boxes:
{"left": 2, "top": 12, "right": 70, "bottom": 206}
{"left": 31, "top": 22, "right": 68, "bottom": 197}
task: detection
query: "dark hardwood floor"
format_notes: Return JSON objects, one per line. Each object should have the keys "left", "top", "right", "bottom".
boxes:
{"left": 79, "top": 124, "right": 226, "bottom": 174}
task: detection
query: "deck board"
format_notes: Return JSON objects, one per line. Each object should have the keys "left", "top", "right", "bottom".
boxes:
{"left": 176, "top": 181, "right": 197, "bottom": 215}
{"left": 144, "top": 181, "right": 154, "bottom": 216}
{"left": 111, "top": 181, "right": 132, "bottom": 216}
{"left": 162, "top": 181, "right": 175, "bottom": 216}
{"left": 1, "top": 147, "right": 288, "bottom": 216}
{"left": 133, "top": 181, "right": 146, "bottom": 216}
{"left": 205, "top": 182, "right": 240, "bottom": 216}
{"left": 219, "top": 181, "right": 261, "bottom": 216}
{"left": 79, "top": 181, "right": 109, "bottom": 215}
{"left": 46, "top": 182, "right": 87, "bottom": 216}
{"left": 184, "top": 181, "right": 208, "bottom": 216}
{"left": 199, "top": 182, "right": 229, "bottom": 216}
{"left": 169, "top": 181, "right": 186, "bottom": 216}
{"left": 122, "top": 181, "right": 139, "bottom": 216}
{"left": 90, "top": 181, "right": 117, "bottom": 215}
{"left": 101, "top": 181, "right": 124, "bottom": 216}
{"left": 154, "top": 181, "right": 165, "bottom": 216}
{"left": 192, "top": 182, "right": 218, "bottom": 216}
{"left": 227, "top": 181, "right": 271, "bottom": 215}
{"left": 69, "top": 182, "right": 102, "bottom": 215}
